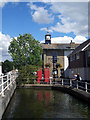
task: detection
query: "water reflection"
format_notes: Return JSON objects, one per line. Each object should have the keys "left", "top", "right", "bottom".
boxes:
{"left": 2, "top": 88, "right": 90, "bottom": 119}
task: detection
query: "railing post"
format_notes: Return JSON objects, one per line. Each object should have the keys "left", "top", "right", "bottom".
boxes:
{"left": 12, "top": 72, "right": 14, "bottom": 83}
{"left": 14, "top": 72, "right": 16, "bottom": 84}
{"left": 62, "top": 79, "right": 63, "bottom": 85}
{"left": 13, "top": 72, "right": 14, "bottom": 81}
{"left": 76, "top": 80, "right": 78, "bottom": 89}
{"left": 1, "top": 75, "right": 4, "bottom": 97}
{"left": 14, "top": 72, "right": 16, "bottom": 82}
{"left": 7, "top": 73, "right": 9, "bottom": 90}
{"left": 10, "top": 72, "right": 12, "bottom": 86}
{"left": 15, "top": 71, "right": 16, "bottom": 81}
{"left": 70, "top": 79, "right": 72, "bottom": 86}
{"left": 85, "top": 82, "right": 87, "bottom": 92}
{"left": 50, "top": 78, "right": 52, "bottom": 85}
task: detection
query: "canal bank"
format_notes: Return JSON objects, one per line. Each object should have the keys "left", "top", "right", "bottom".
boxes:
{"left": 2, "top": 88, "right": 90, "bottom": 119}
{"left": 1, "top": 83, "right": 90, "bottom": 119}
{"left": 17, "top": 84, "right": 90, "bottom": 104}
{"left": 52, "top": 85, "right": 90, "bottom": 104}
{"left": 0, "top": 82, "right": 16, "bottom": 120}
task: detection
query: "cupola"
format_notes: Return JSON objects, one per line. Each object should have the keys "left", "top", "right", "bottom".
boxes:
{"left": 45, "top": 28, "right": 51, "bottom": 44}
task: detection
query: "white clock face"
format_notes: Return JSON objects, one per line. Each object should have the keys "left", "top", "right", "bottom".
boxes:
{"left": 46, "top": 36, "right": 50, "bottom": 40}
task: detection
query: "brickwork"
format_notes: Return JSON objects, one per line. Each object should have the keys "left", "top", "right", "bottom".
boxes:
{"left": 42, "top": 49, "right": 64, "bottom": 77}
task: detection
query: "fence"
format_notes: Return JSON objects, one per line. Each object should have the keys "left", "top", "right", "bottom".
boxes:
{"left": 0, "top": 70, "right": 18, "bottom": 97}
{"left": 52, "top": 78, "right": 90, "bottom": 93}
{"left": 32, "top": 78, "right": 90, "bottom": 93}
{"left": 7, "top": 73, "right": 90, "bottom": 93}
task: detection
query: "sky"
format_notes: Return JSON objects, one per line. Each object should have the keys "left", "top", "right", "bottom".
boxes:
{"left": 0, "top": 1, "right": 89, "bottom": 61}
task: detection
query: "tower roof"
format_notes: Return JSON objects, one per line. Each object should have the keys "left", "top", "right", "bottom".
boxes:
{"left": 46, "top": 32, "right": 51, "bottom": 36}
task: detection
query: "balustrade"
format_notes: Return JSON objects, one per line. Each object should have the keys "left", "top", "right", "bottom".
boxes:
{"left": 0, "top": 70, "right": 18, "bottom": 97}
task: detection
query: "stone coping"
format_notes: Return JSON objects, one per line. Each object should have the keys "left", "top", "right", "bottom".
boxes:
{"left": 18, "top": 84, "right": 53, "bottom": 87}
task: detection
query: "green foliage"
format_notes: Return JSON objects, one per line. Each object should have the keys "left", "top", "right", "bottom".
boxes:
{"left": 2, "top": 60, "right": 14, "bottom": 73}
{"left": 8, "top": 33, "right": 43, "bottom": 69}
{"left": 16, "top": 65, "right": 38, "bottom": 85}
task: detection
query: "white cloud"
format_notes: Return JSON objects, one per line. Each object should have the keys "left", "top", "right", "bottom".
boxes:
{"left": 0, "top": 0, "right": 89, "bottom": 8}
{"left": 41, "top": 35, "right": 87, "bottom": 43}
{"left": 0, "top": 32, "right": 12, "bottom": 61}
{"left": 27, "top": 3, "right": 54, "bottom": 24}
{"left": 0, "top": 2, "right": 7, "bottom": 8}
{"left": 51, "top": 36, "right": 73, "bottom": 43}
{"left": 0, "top": 0, "right": 21, "bottom": 8}
{"left": 73, "top": 35, "right": 87, "bottom": 43}
{"left": 41, "top": 0, "right": 89, "bottom": 1}
{"left": 49, "top": 2, "right": 88, "bottom": 37}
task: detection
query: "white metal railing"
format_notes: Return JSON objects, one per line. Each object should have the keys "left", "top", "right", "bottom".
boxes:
{"left": 0, "top": 70, "right": 18, "bottom": 97}
{"left": 35, "top": 78, "right": 90, "bottom": 93}
{"left": 21, "top": 77, "right": 90, "bottom": 93}
{"left": 52, "top": 78, "right": 90, "bottom": 93}
{"left": 9, "top": 74, "right": 90, "bottom": 93}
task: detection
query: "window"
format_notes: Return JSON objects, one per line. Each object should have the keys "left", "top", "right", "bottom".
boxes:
{"left": 88, "top": 50, "right": 90, "bottom": 57}
{"left": 52, "top": 52, "right": 57, "bottom": 63}
{"left": 72, "top": 55, "right": 75, "bottom": 61}
{"left": 52, "top": 51, "right": 57, "bottom": 56}
{"left": 70, "top": 56, "right": 72, "bottom": 61}
{"left": 70, "top": 55, "right": 75, "bottom": 61}
{"left": 76, "top": 53, "right": 80, "bottom": 59}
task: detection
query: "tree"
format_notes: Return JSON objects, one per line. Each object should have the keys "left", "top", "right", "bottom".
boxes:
{"left": 2, "top": 60, "right": 14, "bottom": 73}
{"left": 16, "top": 65, "right": 38, "bottom": 85}
{"left": 8, "top": 33, "right": 43, "bottom": 69}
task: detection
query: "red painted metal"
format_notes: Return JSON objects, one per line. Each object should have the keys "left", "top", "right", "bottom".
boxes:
{"left": 37, "top": 69, "right": 42, "bottom": 83}
{"left": 44, "top": 68, "right": 49, "bottom": 83}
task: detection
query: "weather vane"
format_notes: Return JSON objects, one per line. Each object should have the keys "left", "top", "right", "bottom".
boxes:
{"left": 47, "top": 27, "right": 49, "bottom": 33}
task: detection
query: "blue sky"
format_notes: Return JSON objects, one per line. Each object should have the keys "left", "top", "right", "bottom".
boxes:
{"left": 0, "top": 1, "right": 88, "bottom": 61}
{"left": 2, "top": 2, "right": 76, "bottom": 41}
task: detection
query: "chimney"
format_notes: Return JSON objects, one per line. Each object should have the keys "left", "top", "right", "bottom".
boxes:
{"left": 70, "top": 40, "right": 75, "bottom": 48}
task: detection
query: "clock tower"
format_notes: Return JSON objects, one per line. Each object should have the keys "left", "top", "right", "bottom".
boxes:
{"left": 45, "top": 28, "right": 51, "bottom": 44}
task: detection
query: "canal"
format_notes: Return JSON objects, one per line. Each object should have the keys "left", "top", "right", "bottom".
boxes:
{"left": 2, "top": 88, "right": 90, "bottom": 119}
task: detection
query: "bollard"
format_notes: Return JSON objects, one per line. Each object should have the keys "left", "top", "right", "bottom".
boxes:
{"left": 76, "top": 80, "right": 78, "bottom": 89}
{"left": 62, "top": 79, "right": 63, "bottom": 85}
{"left": 1, "top": 75, "right": 4, "bottom": 97}
{"left": 70, "top": 79, "right": 72, "bottom": 86}
{"left": 85, "top": 82, "right": 87, "bottom": 92}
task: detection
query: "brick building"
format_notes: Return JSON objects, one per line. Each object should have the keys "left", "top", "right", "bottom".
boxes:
{"left": 68, "top": 39, "right": 90, "bottom": 81}
{"left": 41, "top": 32, "right": 79, "bottom": 78}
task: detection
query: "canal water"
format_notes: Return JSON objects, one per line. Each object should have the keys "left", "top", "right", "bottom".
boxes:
{"left": 2, "top": 88, "right": 90, "bottom": 119}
